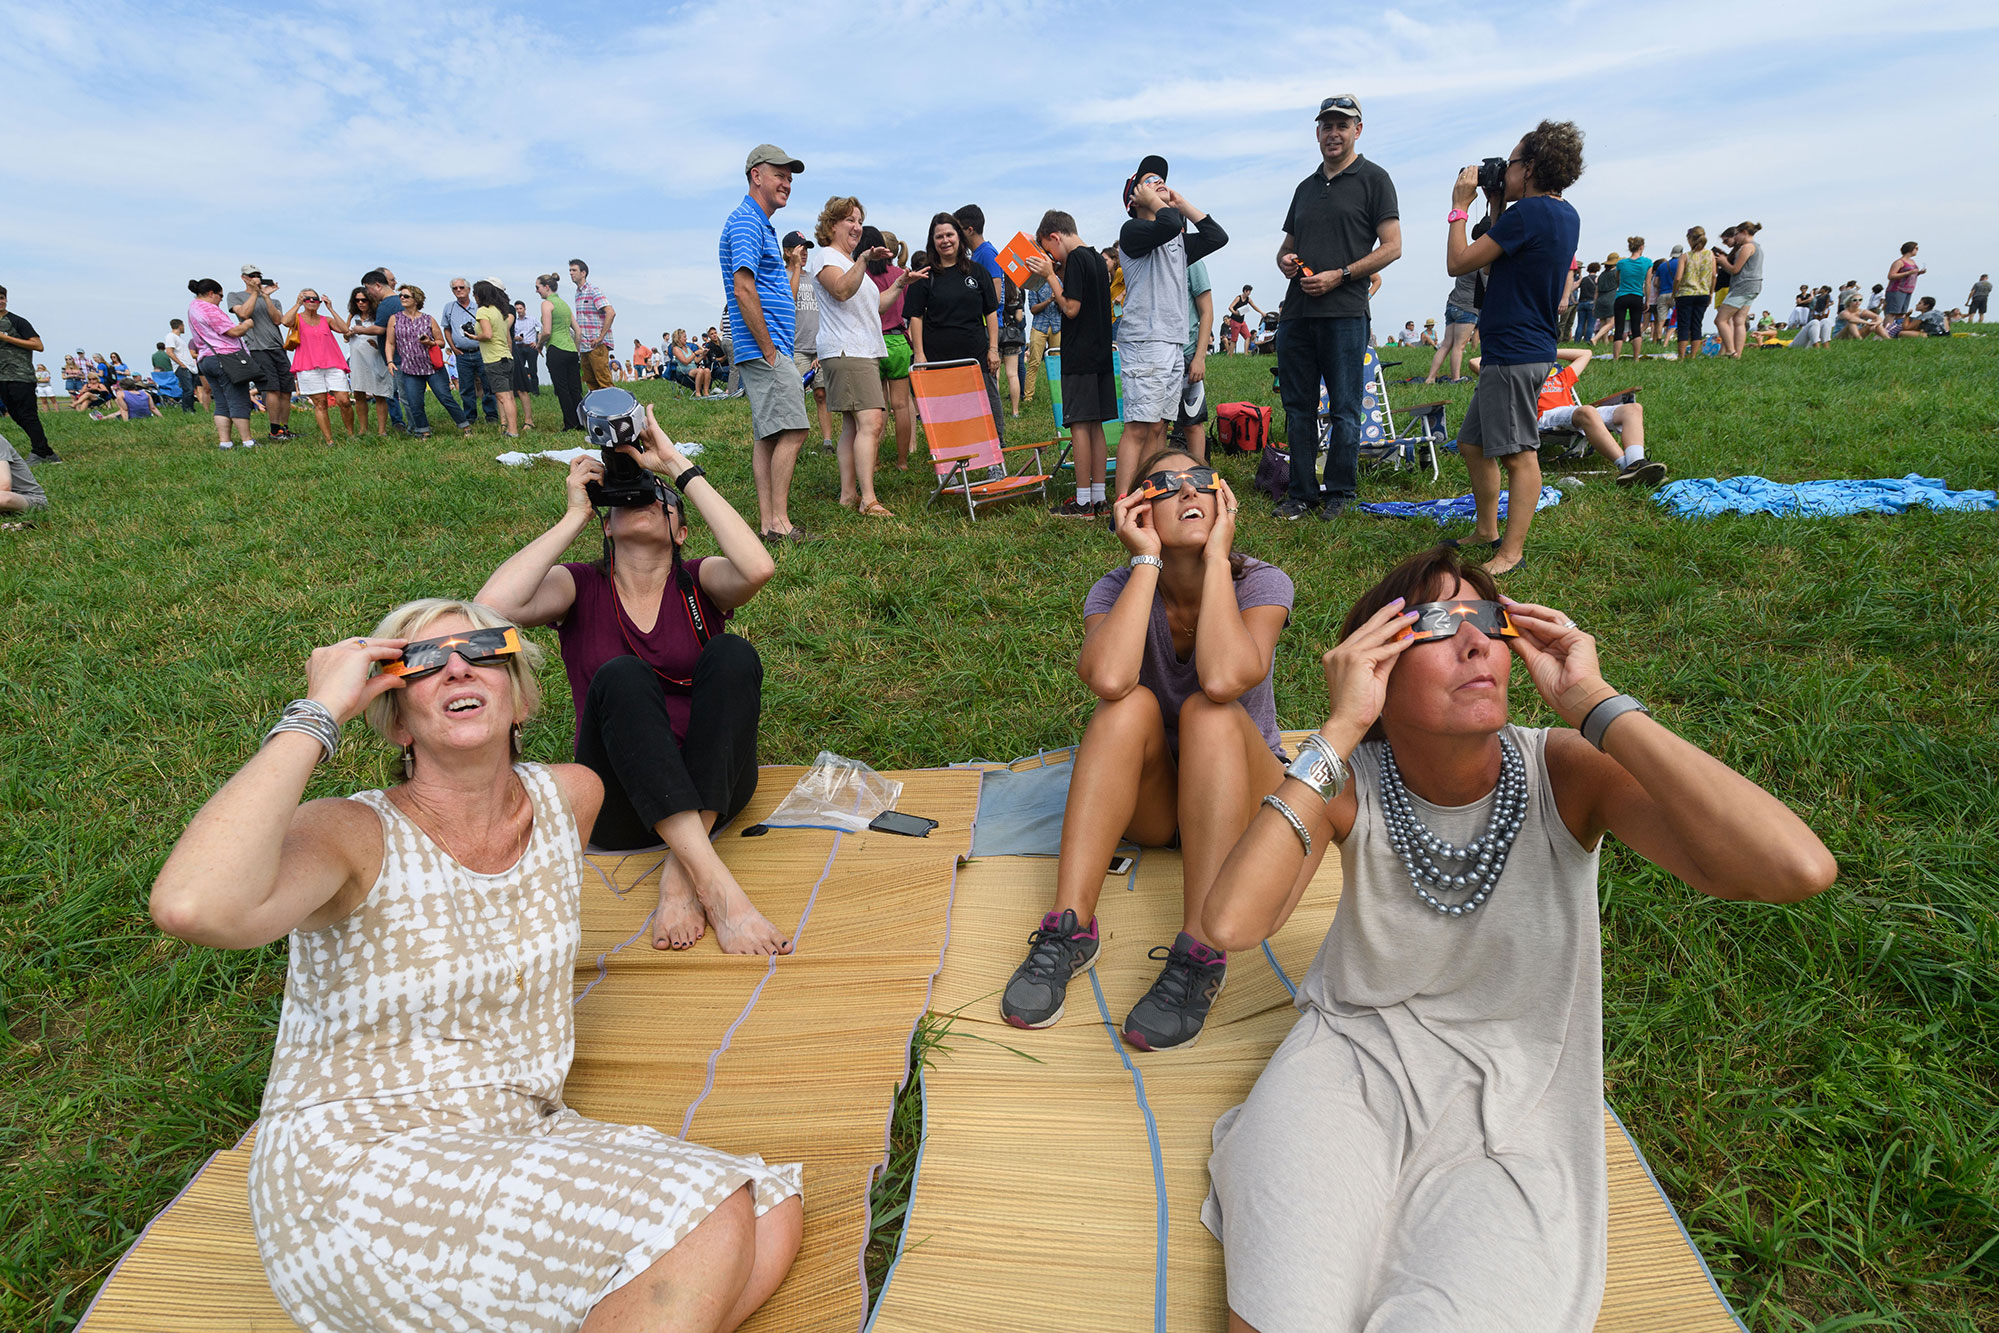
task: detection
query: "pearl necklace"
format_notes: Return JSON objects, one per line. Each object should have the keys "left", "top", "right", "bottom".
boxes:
{"left": 1378, "top": 735, "right": 1528, "bottom": 918}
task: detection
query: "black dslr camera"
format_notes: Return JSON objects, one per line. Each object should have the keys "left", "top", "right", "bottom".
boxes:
{"left": 1475, "top": 156, "right": 1509, "bottom": 192}
{"left": 579, "top": 387, "right": 668, "bottom": 508}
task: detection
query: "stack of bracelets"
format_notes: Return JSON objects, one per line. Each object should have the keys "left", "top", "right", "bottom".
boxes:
{"left": 266, "top": 699, "right": 342, "bottom": 764}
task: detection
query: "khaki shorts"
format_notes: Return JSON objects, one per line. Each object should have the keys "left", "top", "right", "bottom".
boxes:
{"left": 821, "top": 355, "right": 885, "bottom": 413}
{"left": 580, "top": 343, "right": 613, "bottom": 388}
{"left": 737, "top": 353, "right": 810, "bottom": 440}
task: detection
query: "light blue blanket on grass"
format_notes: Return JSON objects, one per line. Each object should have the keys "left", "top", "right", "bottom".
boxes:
{"left": 1354, "top": 485, "right": 1564, "bottom": 525}
{"left": 1654, "top": 475, "right": 1998, "bottom": 519}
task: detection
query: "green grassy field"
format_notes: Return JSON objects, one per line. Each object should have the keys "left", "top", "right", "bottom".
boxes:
{"left": 4, "top": 339, "right": 1996, "bottom": 1331}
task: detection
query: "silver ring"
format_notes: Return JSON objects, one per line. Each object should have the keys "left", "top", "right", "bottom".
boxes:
{"left": 1561, "top": 619, "right": 1578, "bottom": 630}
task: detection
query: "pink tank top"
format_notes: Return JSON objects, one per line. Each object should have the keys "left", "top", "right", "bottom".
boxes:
{"left": 291, "top": 315, "right": 350, "bottom": 372}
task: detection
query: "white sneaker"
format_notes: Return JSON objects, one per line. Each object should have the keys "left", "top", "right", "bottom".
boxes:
{"left": 242, "top": 438, "right": 258, "bottom": 448}
{"left": 219, "top": 440, "right": 234, "bottom": 450}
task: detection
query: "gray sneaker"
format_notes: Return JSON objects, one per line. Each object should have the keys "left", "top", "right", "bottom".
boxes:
{"left": 1122, "top": 933, "right": 1227, "bottom": 1051}
{"left": 1001, "top": 909, "right": 1101, "bottom": 1029}
{"left": 1271, "top": 499, "right": 1311, "bottom": 520}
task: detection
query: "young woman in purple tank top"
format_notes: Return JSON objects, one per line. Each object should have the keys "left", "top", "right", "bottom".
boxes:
{"left": 1196, "top": 545, "right": 1835, "bottom": 1332}
{"left": 998, "top": 445, "right": 1296, "bottom": 1052}
{"left": 478, "top": 403, "right": 786, "bottom": 956}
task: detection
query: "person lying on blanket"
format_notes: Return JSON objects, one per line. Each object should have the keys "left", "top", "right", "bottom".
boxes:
{"left": 149, "top": 601, "right": 803, "bottom": 1333}
{"left": 1192, "top": 546, "right": 1836, "bottom": 1333}
{"left": 1000, "top": 446, "right": 1294, "bottom": 1050}
{"left": 1474, "top": 346, "right": 1667, "bottom": 488}
{"left": 479, "top": 401, "right": 792, "bottom": 955}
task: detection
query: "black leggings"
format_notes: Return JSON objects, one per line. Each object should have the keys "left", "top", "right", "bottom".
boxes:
{"left": 1612, "top": 294, "right": 1645, "bottom": 341}
{"left": 1674, "top": 295, "right": 1711, "bottom": 343}
{"left": 573, "top": 639, "right": 762, "bottom": 851}
{"left": 0, "top": 380, "right": 52, "bottom": 455}
{"left": 546, "top": 344, "right": 585, "bottom": 432}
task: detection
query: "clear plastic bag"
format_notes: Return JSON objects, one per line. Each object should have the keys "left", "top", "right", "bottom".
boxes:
{"left": 763, "top": 752, "right": 904, "bottom": 832}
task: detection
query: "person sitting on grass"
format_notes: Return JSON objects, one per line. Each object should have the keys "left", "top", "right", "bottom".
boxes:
{"left": 1001, "top": 448, "right": 1293, "bottom": 1050}
{"left": 1195, "top": 545, "right": 1836, "bottom": 1333}
{"left": 88, "top": 377, "right": 156, "bottom": 421}
{"left": 1468, "top": 346, "right": 1666, "bottom": 486}
{"left": 1833, "top": 295, "right": 1891, "bottom": 341}
{"left": 477, "top": 398, "right": 789, "bottom": 955}
{"left": 1899, "top": 296, "right": 1951, "bottom": 339}
{"left": 1, "top": 435, "right": 49, "bottom": 529}
{"left": 149, "top": 602, "right": 802, "bottom": 1333}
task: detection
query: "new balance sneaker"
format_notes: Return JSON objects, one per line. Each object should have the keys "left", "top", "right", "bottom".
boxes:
{"left": 1001, "top": 909, "right": 1101, "bottom": 1028}
{"left": 1051, "top": 498, "right": 1096, "bottom": 518}
{"left": 1122, "top": 933, "right": 1227, "bottom": 1051}
{"left": 1616, "top": 458, "right": 1668, "bottom": 487}
{"left": 1271, "top": 499, "right": 1312, "bottom": 520}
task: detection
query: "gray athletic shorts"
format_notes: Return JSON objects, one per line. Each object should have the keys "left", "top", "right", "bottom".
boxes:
{"left": 1121, "top": 340, "right": 1183, "bottom": 423}
{"left": 738, "top": 352, "right": 810, "bottom": 440}
{"left": 1458, "top": 360, "right": 1553, "bottom": 459}
{"left": 1720, "top": 281, "right": 1762, "bottom": 311}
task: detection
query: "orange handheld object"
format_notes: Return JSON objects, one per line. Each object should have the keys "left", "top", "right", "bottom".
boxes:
{"left": 998, "top": 232, "right": 1048, "bottom": 288}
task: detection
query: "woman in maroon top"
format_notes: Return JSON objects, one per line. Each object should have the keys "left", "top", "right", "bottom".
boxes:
{"left": 478, "top": 405, "right": 785, "bottom": 954}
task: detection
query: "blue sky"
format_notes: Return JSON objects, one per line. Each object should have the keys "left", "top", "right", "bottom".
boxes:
{"left": 8, "top": 0, "right": 1998, "bottom": 368}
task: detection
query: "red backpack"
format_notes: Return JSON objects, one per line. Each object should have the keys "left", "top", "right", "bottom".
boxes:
{"left": 1214, "top": 402, "right": 1271, "bottom": 456}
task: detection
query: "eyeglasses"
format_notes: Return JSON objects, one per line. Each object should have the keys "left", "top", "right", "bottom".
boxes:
{"left": 1401, "top": 601, "right": 1519, "bottom": 645}
{"left": 1134, "top": 466, "right": 1219, "bottom": 502}
{"left": 379, "top": 626, "right": 523, "bottom": 680}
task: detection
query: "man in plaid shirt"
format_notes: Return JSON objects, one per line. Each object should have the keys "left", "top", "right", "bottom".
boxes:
{"left": 569, "top": 258, "right": 617, "bottom": 389}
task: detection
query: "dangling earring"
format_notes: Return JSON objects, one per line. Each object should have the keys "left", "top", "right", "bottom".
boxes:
{"left": 400, "top": 744, "right": 416, "bottom": 781}
{"left": 510, "top": 723, "right": 523, "bottom": 759}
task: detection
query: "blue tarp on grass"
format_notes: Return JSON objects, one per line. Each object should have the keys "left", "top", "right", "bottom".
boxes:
{"left": 1654, "top": 474, "right": 1998, "bottom": 519}
{"left": 1354, "top": 485, "right": 1564, "bottom": 525}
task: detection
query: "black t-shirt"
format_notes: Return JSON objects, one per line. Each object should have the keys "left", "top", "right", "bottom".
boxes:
{"left": 905, "top": 261, "right": 998, "bottom": 364}
{"left": 1279, "top": 154, "right": 1399, "bottom": 321}
{"left": 1227, "top": 292, "right": 1254, "bottom": 318}
{"left": 1054, "top": 245, "right": 1113, "bottom": 375}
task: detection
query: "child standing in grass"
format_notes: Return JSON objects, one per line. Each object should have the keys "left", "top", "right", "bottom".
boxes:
{"left": 1026, "top": 211, "right": 1116, "bottom": 518}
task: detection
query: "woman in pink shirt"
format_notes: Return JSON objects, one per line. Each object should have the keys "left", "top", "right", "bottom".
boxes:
{"left": 1884, "top": 242, "right": 1924, "bottom": 319}
{"left": 185, "top": 278, "right": 258, "bottom": 449}
{"left": 283, "top": 289, "right": 355, "bottom": 445}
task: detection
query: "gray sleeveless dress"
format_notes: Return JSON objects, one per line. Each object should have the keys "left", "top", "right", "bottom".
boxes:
{"left": 1202, "top": 725, "right": 1607, "bottom": 1332}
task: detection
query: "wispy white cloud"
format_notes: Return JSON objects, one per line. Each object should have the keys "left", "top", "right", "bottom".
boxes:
{"left": 3, "top": 0, "right": 1996, "bottom": 362}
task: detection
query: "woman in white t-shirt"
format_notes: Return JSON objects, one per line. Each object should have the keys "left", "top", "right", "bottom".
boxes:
{"left": 809, "top": 196, "right": 924, "bottom": 518}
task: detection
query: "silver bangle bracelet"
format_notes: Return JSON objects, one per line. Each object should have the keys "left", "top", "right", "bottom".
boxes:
{"left": 266, "top": 699, "right": 342, "bottom": 765}
{"left": 1260, "top": 794, "right": 1312, "bottom": 857}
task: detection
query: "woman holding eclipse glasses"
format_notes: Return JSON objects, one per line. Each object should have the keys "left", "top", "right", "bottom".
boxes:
{"left": 478, "top": 395, "right": 790, "bottom": 956}
{"left": 147, "top": 599, "right": 802, "bottom": 1331}
{"left": 1001, "top": 446, "right": 1294, "bottom": 1052}
{"left": 1193, "top": 544, "right": 1836, "bottom": 1332}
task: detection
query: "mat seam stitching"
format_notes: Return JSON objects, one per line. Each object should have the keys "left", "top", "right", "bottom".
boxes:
{"left": 680, "top": 832, "right": 843, "bottom": 1141}
{"left": 1088, "top": 967, "right": 1169, "bottom": 1333}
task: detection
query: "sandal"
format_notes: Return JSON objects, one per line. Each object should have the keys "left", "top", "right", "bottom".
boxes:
{"left": 1442, "top": 536, "right": 1499, "bottom": 551}
{"left": 859, "top": 500, "right": 895, "bottom": 518}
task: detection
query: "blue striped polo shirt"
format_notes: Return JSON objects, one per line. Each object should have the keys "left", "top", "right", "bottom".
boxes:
{"left": 719, "top": 193, "right": 794, "bottom": 360}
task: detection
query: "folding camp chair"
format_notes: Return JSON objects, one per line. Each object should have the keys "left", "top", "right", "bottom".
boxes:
{"left": 150, "top": 369, "right": 183, "bottom": 405}
{"left": 1294, "top": 345, "right": 1441, "bottom": 481}
{"left": 1043, "top": 348, "right": 1124, "bottom": 480}
{"left": 912, "top": 358, "right": 1053, "bottom": 519}
{"left": 1540, "top": 384, "right": 1640, "bottom": 463}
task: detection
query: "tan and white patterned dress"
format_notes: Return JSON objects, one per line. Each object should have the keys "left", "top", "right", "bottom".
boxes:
{"left": 248, "top": 762, "right": 802, "bottom": 1332}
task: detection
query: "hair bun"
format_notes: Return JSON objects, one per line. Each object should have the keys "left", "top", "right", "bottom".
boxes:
{"left": 187, "top": 280, "right": 202, "bottom": 294}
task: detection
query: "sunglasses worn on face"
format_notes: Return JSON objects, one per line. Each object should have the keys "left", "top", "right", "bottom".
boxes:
{"left": 1402, "top": 600, "right": 1519, "bottom": 644}
{"left": 1135, "top": 466, "right": 1219, "bottom": 502}
{"left": 379, "top": 626, "right": 523, "bottom": 680}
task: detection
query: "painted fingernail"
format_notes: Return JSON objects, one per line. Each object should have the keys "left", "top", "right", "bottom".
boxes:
{"left": 1389, "top": 596, "right": 1405, "bottom": 607}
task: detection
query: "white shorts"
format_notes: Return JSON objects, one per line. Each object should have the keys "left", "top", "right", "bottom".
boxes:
{"left": 1120, "top": 341, "right": 1184, "bottom": 423}
{"left": 297, "top": 367, "right": 352, "bottom": 395}
{"left": 1536, "top": 403, "right": 1629, "bottom": 433}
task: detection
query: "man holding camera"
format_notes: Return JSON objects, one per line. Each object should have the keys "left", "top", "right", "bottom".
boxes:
{"left": 229, "top": 266, "right": 295, "bottom": 440}
{"left": 720, "top": 144, "right": 814, "bottom": 543}
{"left": 1445, "top": 120, "right": 1585, "bottom": 577}
{"left": 1272, "top": 95, "right": 1401, "bottom": 521}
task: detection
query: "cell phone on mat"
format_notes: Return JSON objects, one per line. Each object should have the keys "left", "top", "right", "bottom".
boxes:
{"left": 1107, "top": 855, "right": 1135, "bottom": 876}
{"left": 868, "top": 810, "right": 938, "bottom": 838}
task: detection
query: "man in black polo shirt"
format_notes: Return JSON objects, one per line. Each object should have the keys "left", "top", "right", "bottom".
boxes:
{"left": 1272, "top": 94, "right": 1401, "bottom": 519}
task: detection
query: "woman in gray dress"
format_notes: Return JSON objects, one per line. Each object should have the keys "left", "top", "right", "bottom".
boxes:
{"left": 1198, "top": 545, "right": 1835, "bottom": 1333}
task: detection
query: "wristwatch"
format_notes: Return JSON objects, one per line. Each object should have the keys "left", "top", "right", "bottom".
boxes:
{"left": 1284, "top": 732, "right": 1349, "bottom": 804}
{"left": 1129, "top": 554, "right": 1163, "bottom": 572}
{"left": 1446, "top": 208, "right": 1469, "bottom": 224}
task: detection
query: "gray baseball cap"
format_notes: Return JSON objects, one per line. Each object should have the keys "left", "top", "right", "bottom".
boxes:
{"left": 745, "top": 143, "right": 803, "bottom": 173}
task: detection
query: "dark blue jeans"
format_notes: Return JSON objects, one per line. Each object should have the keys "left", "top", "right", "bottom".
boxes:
{"left": 398, "top": 369, "right": 469, "bottom": 433}
{"left": 455, "top": 351, "right": 500, "bottom": 422}
{"left": 1275, "top": 315, "right": 1370, "bottom": 505}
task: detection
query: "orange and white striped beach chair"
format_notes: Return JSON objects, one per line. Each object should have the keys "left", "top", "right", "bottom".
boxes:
{"left": 912, "top": 358, "right": 1053, "bottom": 520}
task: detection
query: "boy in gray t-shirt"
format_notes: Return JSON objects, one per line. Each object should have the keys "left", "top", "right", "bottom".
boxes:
{"left": 1, "top": 436, "right": 50, "bottom": 515}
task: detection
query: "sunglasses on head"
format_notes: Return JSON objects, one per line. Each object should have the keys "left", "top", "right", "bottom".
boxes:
{"left": 378, "top": 626, "right": 523, "bottom": 680}
{"left": 1403, "top": 600, "right": 1519, "bottom": 644}
{"left": 1134, "top": 466, "right": 1219, "bottom": 502}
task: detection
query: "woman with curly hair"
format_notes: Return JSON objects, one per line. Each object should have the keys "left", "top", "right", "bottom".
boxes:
{"left": 1443, "top": 119, "right": 1585, "bottom": 577}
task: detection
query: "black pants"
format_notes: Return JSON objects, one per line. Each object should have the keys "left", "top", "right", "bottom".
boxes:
{"left": 573, "top": 639, "right": 762, "bottom": 851}
{"left": 0, "top": 380, "right": 53, "bottom": 456}
{"left": 546, "top": 345, "right": 585, "bottom": 431}
{"left": 1673, "top": 295, "right": 1711, "bottom": 342}
{"left": 1613, "top": 294, "right": 1645, "bottom": 341}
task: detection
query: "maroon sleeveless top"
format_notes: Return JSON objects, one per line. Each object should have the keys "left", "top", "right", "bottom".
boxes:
{"left": 556, "top": 558, "right": 729, "bottom": 747}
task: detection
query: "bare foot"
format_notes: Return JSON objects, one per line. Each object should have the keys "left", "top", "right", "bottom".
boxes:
{"left": 696, "top": 870, "right": 792, "bottom": 955}
{"left": 652, "top": 855, "right": 707, "bottom": 950}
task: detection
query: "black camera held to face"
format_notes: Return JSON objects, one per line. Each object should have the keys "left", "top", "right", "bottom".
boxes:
{"left": 1475, "top": 156, "right": 1509, "bottom": 193}
{"left": 580, "top": 387, "right": 670, "bottom": 508}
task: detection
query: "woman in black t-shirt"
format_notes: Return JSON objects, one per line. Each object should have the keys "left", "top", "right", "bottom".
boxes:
{"left": 906, "top": 211, "right": 1001, "bottom": 436}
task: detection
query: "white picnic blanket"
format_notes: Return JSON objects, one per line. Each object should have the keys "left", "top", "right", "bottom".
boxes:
{"left": 495, "top": 443, "right": 704, "bottom": 467}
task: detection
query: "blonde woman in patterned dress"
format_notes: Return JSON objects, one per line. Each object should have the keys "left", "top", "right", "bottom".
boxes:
{"left": 149, "top": 599, "right": 803, "bottom": 1333}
